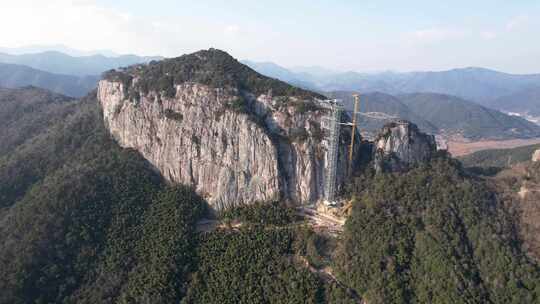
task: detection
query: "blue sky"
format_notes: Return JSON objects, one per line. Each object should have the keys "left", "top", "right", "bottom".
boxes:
{"left": 1, "top": 0, "right": 539, "bottom": 73}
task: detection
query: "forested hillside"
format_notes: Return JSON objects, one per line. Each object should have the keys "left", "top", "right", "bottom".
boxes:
{"left": 336, "top": 156, "right": 540, "bottom": 303}
{"left": 0, "top": 90, "right": 207, "bottom": 303}
{"left": 0, "top": 89, "right": 347, "bottom": 303}
{"left": 0, "top": 87, "right": 77, "bottom": 156}
{"left": 491, "top": 87, "right": 540, "bottom": 116}
{"left": 1, "top": 77, "right": 539, "bottom": 304}
{"left": 399, "top": 93, "right": 540, "bottom": 140}
{"left": 459, "top": 143, "right": 540, "bottom": 169}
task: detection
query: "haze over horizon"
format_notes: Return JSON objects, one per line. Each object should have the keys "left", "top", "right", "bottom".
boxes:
{"left": 1, "top": 0, "right": 539, "bottom": 73}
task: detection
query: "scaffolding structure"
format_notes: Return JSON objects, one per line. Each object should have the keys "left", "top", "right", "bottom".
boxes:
{"left": 323, "top": 101, "right": 343, "bottom": 204}
{"left": 321, "top": 95, "right": 363, "bottom": 205}
{"left": 320, "top": 94, "right": 407, "bottom": 206}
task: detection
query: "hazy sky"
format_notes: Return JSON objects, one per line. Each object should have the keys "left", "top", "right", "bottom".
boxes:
{"left": 1, "top": 0, "right": 539, "bottom": 73}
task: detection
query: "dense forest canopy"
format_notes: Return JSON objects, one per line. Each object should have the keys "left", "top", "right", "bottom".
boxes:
{"left": 1, "top": 81, "right": 540, "bottom": 303}
{"left": 0, "top": 88, "right": 353, "bottom": 303}
{"left": 336, "top": 157, "right": 540, "bottom": 303}
{"left": 0, "top": 89, "right": 208, "bottom": 303}
{"left": 459, "top": 143, "right": 540, "bottom": 169}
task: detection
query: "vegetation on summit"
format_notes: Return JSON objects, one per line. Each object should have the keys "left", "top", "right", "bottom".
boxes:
{"left": 104, "top": 48, "right": 325, "bottom": 100}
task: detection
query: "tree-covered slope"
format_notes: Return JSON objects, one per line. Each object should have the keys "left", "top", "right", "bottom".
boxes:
{"left": 459, "top": 143, "right": 540, "bottom": 169}
{"left": 336, "top": 156, "right": 540, "bottom": 304}
{"left": 0, "top": 87, "right": 78, "bottom": 156}
{"left": 0, "top": 91, "right": 208, "bottom": 303}
{"left": 399, "top": 93, "right": 540, "bottom": 140}
{"left": 491, "top": 86, "right": 540, "bottom": 117}
{"left": 2, "top": 61, "right": 540, "bottom": 304}
{"left": 185, "top": 228, "right": 324, "bottom": 304}
{"left": 184, "top": 203, "right": 357, "bottom": 304}
{"left": 0, "top": 88, "right": 342, "bottom": 304}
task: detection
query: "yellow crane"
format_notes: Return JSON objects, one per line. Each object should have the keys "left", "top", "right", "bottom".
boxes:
{"left": 348, "top": 94, "right": 360, "bottom": 174}
{"left": 349, "top": 94, "right": 360, "bottom": 174}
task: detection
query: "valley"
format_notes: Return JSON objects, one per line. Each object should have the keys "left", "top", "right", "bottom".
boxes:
{"left": 447, "top": 137, "right": 540, "bottom": 156}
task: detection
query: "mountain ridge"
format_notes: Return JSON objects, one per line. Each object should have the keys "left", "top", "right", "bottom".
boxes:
{"left": 0, "top": 63, "right": 99, "bottom": 97}
{"left": 243, "top": 61, "right": 540, "bottom": 105}
{"left": 491, "top": 86, "right": 540, "bottom": 117}
{"left": 399, "top": 92, "right": 540, "bottom": 140}
{"left": 0, "top": 50, "right": 162, "bottom": 76}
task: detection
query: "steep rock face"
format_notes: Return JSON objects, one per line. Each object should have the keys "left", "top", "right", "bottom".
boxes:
{"left": 99, "top": 81, "right": 283, "bottom": 210}
{"left": 373, "top": 121, "right": 436, "bottom": 172}
{"left": 98, "top": 49, "right": 360, "bottom": 210}
{"left": 97, "top": 50, "right": 355, "bottom": 209}
{"left": 532, "top": 149, "right": 540, "bottom": 162}
{"left": 250, "top": 94, "right": 344, "bottom": 204}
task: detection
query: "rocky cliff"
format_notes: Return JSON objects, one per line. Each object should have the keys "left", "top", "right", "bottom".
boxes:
{"left": 532, "top": 149, "right": 540, "bottom": 162}
{"left": 98, "top": 49, "right": 356, "bottom": 210}
{"left": 373, "top": 120, "right": 437, "bottom": 172}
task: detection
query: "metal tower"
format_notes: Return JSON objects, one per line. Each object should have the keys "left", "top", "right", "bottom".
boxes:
{"left": 320, "top": 94, "right": 405, "bottom": 205}
{"left": 323, "top": 101, "right": 343, "bottom": 204}
{"left": 322, "top": 95, "right": 362, "bottom": 205}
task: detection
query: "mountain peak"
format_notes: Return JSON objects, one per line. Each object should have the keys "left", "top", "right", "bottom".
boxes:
{"left": 105, "top": 49, "right": 324, "bottom": 99}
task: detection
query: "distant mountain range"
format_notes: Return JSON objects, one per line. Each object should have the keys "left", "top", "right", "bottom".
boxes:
{"left": 0, "top": 50, "right": 539, "bottom": 140}
{"left": 327, "top": 91, "right": 438, "bottom": 136}
{"left": 491, "top": 87, "right": 540, "bottom": 117}
{"left": 0, "top": 49, "right": 162, "bottom": 97}
{"left": 0, "top": 51, "right": 162, "bottom": 76}
{"left": 0, "top": 44, "right": 122, "bottom": 57}
{"left": 243, "top": 61, "right": 540, "bottom": 117}
{"left": 330, "top": 91, "right": 540, "bottom": 140}
{"left": 0, "top": 63, "right": 98, "bottom": 97}
{"left": 398, "top": 93, "right": 540, "bottom": 140}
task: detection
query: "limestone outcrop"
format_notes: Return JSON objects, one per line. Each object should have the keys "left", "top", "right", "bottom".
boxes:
{"left": 373, "top": 121, "right": 436, "bottom": 172}
{"left": 97, "top": 49, "right": 356, "bottom": 210}
{"left": 532, "top": 149, "right": 540, "bottom": 162}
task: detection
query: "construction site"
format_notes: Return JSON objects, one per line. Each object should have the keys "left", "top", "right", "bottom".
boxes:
{"left": 198, "top": 93, "right": 403, "bottom": 236}
{"left": 300, "top": 93, "right": 404, "bottom": 235}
